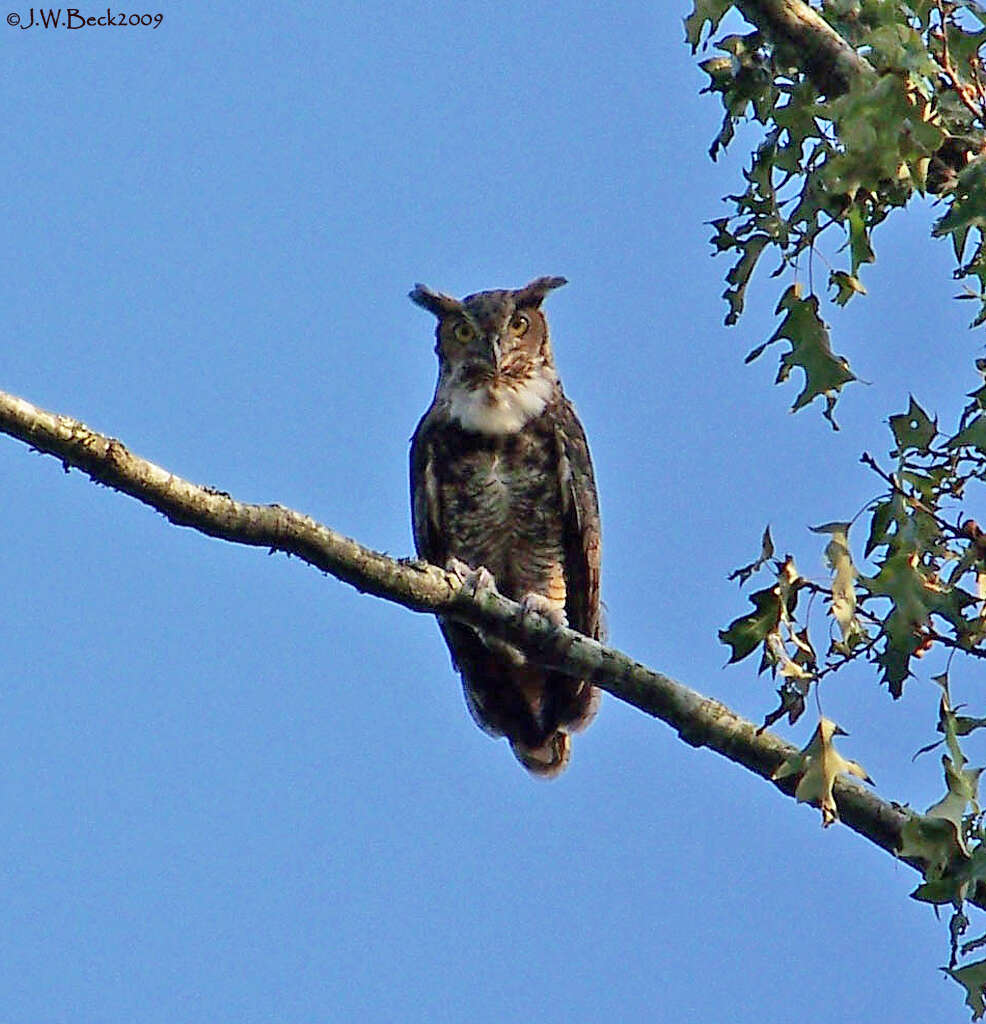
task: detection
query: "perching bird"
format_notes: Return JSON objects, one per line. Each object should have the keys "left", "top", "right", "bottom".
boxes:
{"left": 409, "top": 276, "right": 602, "bottom": 777}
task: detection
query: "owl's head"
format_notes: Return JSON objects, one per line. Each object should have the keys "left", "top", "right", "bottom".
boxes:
{"left": 410, "top": 276, "right": 566, "bottom": 378}
{"left": 409, "top": 276, "right": 567, "bottom": 434}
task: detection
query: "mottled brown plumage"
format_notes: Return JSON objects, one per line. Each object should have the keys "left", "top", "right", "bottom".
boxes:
{"left": 409, "top": 277, "right": 602, "bottom": 776}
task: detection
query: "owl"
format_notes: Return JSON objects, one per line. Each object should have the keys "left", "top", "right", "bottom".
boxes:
{"left": 409, "top": 276, "right": 602, "bottom": 777}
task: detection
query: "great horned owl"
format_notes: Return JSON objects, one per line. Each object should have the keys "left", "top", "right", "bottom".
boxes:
{"left": 409, "top": 276, "right": 602, "bottom": 777}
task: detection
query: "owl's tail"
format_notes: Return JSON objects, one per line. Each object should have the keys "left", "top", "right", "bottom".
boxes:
{"left": 510, "top": 730, "right": 571, "bottom": 778}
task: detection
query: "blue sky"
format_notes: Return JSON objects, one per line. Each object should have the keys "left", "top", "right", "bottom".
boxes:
{"left": 1, "top": 2, "right": 978, "bottom": 1021}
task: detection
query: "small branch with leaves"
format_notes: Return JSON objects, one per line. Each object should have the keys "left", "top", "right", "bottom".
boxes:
{"left": 688, "top": 0, "right": 986, "bottom": 424}
{"left": 721, "top": 376, "right": 986, "bottom": 1006}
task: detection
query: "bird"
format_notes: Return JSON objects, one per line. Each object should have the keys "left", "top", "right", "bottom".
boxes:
{"left": 409, "top": 276, "right": 602, "bottom": 777}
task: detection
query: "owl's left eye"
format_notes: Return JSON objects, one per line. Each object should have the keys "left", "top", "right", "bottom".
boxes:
{"left": 452, "top": 320, "right": 475, "bottom": 343}
{"left": 509, "top": 314, "right": 529, "bottom": 335}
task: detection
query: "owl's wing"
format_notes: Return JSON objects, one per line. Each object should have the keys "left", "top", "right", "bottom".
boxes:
{"left": 409, "top": 408, "right": 447, "bottom": 567}
{"left": 554, "top": 396, "right": 602, "bottom": 642}
{"left": 410, "top": 410, "right": 515, "bottom": 740}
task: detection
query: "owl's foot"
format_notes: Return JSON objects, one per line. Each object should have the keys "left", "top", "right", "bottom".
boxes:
{"left": 520, "top": 591, "right": 568, "bottom": 629}
{"left": 447, "top": 558, "right": 498, "bottom": 600}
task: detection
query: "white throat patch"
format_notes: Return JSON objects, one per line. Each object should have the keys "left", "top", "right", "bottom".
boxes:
{"left": 448, "top": 373, "right": 555, "bottom": 435}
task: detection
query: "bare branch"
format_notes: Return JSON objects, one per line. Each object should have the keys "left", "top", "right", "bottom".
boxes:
{"left": 733, "top": 0, "right": 875, "bottom": 96}
{"left": 0, "top": 385, "right": 956, "bottom": 897}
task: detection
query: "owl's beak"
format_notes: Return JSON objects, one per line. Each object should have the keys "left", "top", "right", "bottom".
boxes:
{"left": 485, "top": 334, "right": 503, "bottom": 373}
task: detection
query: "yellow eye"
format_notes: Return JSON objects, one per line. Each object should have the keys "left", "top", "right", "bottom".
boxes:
{"left": 510, "top": 314, "right": 529, "bottom": 335}
{"left": 452, "top": 320, "right": 475, "bottom": 343}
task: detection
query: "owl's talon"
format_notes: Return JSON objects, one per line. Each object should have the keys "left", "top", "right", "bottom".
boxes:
{"left": 446, "top": 557, "right": 473, "bottom": 582}
{"left": 520, "top": 592, "right": 568, "bottom": 629}
{"left": 448, "top": 559, "right": 498, "bottom": 600}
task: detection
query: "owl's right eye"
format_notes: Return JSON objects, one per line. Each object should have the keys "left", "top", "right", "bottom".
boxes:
{"left": 452, "top": 320, "right": 475, "bottom": 343}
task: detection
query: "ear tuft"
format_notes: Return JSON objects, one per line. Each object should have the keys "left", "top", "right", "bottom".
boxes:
{"left": 512, "top": 276, "right": 568, "bottom": 309}
{"left": 409, "top": 284, "right": 462, "bottom": 317}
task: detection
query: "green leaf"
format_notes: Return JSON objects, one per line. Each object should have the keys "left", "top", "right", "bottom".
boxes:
{"left": 909, "top": 842, "right": 986, "bottom": 905}
{"left": 866, "top": 551, "right": 975, "bottom": 628}
{"left": 762, "top": 678, "right": 810, "bottom": 729}
{"left": 724, "top": 234, "right": 770, "bottom": 325}
{"left": 934, "top": 159, "right": 986, "bottom": 240}
{"left": 911, "top": 876, "right": 964, "bottom": 904}
{"left": 945, "top": 22, "right": 986, "bottom": 68}
{"left": 821, "top": 75, "right": 943, "bottom": 196}
{"left": 865, "top": 546, "right": 977, "bottom": 693}
{"left": 865, "top": 24, "right": 937, "bottom": 76}
{"left": 864, "top": 551, "right": 935, "bottom": 694}
{"left": 770, "top": 285, "right": 857, "bottom": 421}
{"left": 956, "top": 716, "right": 986, "bottom": 736}
{"left": 708, "top": 216, "right": 737, "bottom": 252}
{"left": 899, "top": 811, "right": 966, "bottom": 876}
{"left": 874, "top": 621, "right": 921, "bottom": 696}
{"left": 847, "top": 205, "right": 876, "bottom": 276}
{"left": 864, "top": 497, "right": 899, "bottom": 558}
{"left": 901, "top": 743, "right": 983, "bottom": 871}
{"left": 683, "top": 0, "right": 732, "bottom": 50}
{"left": 829, "top": 270, "right": 867, "bottom": 307}
{"left": 727, "top": 525, "right": 775, "bottom": 586}
{"left": 926, "top": 756, "right": 984, "bottom": 856}
{"left": 968, "top": 379, "right": 986, "bottom": 412}
{"left": 943, "top": 959, "right": 986, "bottom": 1020}
{"left": 719, "top": 585, "right": 784, "bottom": 663}
{"left": 949, "top": 415, "right": 986, "bottom": 453}
{"left": 890, "top": 396, "right": 938, "bottom": 452}
{"left": 722, "top": 557, "right": 804, "bottom": 667}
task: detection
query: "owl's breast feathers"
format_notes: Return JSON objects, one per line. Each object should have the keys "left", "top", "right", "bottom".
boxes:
{"left": 411, "top": 392, "right": 602, "bottom": 776}
{"left": 446, "top": 358, "right": 557, "bottom": 435}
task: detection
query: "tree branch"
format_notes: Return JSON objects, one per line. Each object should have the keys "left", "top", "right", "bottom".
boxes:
{"left": 733, "top": 0, "right": 875, "bottom": 96}
{"left": 0, "top": 385, "right": 951, "bottom": 897}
